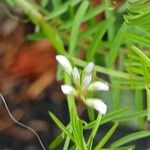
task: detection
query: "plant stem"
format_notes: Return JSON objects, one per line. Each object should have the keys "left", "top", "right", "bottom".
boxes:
{"left": 13, "top": 0, "right": 66, "bottom": 55}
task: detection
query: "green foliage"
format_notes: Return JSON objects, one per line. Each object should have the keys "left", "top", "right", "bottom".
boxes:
{"left": 69, "top": 0, "right": 89, "bottom": 56}
{"left": 86, "top": 19, "right": 111, "bottom": 61}
{"left": 124, "top": 0, "right": 150, "bottom": 33}
{"left": 111, "top": 130, "right": 150, "bottom": 148}
{"left": 4, "top": 0, "right": 150, "bottom": 149}
{"left": 94, "top": 122, "right": 118, "bottom": 150}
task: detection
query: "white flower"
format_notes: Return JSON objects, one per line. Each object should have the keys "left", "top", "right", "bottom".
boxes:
{"left": 84, "top": 62, "right": 94, "bottom": 74}
{"left": 88, "top": 81, "right": 109, "bottom": 91}
{"left": 61, "top": 85, "right": 76, "bottom": 95}
{"left": 56, "top": 55, "right": 72, "bottom": 75}
{"left": 72, "top": 67, "right": 80, "bottom": 84}
{"left": 82, "top": 74, "right": 92, "bottom": 88}
{"left": 86, "top": 98, "right": 107, "bottom": 115}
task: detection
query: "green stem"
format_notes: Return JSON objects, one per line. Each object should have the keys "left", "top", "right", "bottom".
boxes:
{"left": 146, "top": 88, "right": 150, "bottom": 121}
{"left": 104, "top": 0, "right": 115, "bottom": 40}
{"left": 13, "top": 0, "right": 66, "bottom": 55}
{"left": 94, "top": 122, "right": 118, "bottom": 150}
{"left": 135, "top": 90, "right": 144, "bottom": 128}
{"left": 87, "top": 113, "right": 102, "bottom": 149}
{"left": 106, "top": 23, "right": 127, "bottom": 68}
{"left": 70, "top": 56, "right": 138, "bottom": 80}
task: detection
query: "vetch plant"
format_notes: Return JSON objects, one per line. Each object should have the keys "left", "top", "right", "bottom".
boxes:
{"left": 56, "top": 55, "right": 109, "bottom": 115}
{"left": 3, "top": 0, "right": 150, "bottom": 149}
{"left": 50, "top": 56, "right": 150, "bottom": 150}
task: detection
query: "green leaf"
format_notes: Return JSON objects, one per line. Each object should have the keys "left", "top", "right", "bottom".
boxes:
{"left": 103, "top": 0, "right": 115, "bottom": 40}
{"left": 69, "top": 0, "right": 89, "bottom": 55}
{"left": 124, "top": 12, "right": 150, "bottom": 32}
{"left": 94, "top": 122, "right": 118, "bottom": 150}
{"left": 49, "top": 132, "right": 65, "bottom": 149}
{"left": 70, "top": 56, "right": 132, "bottom": 80}
{"left": 49, "top": 124, "right": 70, "bottom": 149}
{"left": 131, "top": 46, "right": 150, "bottom": 65}
{"left": 84, "top": 110, "right": 147, "bottom": 130}
{"left": 26, "top": 32, "right": 45, "bottom": 41}
{"left": 40, "top": 20, "right": 65, "bottom": 54}
{"left": 60, "top": 5, "right": 104, "bottom": 30}
{"left": 127, "top": 0, "right": 150, "bottom": 12}
{"left": 111, "top": 130, "right": 150, "bottom": 148}
{"left": 41, "top": 0, "right": 49, "bottom": 7}
{"left": 63, "top": 135, "right": 71, "bottom": 150}
{"left": 113, "top": 110, "right": 147, "bottom": 122}
{"left": 106, "top": 23, "right": 127, "bottom": 68}
{"left": 123, "top": 32, "right": 150, "bottom": 47}
{"left": 87, "top": 107, "right": 95, "bottom": 121}
{"left": 135, "top": 90, "right": 144, "bottom": 128}
{"left": 84, "top": 109, "right": 128, "bottom": 130}
{"left": 11, "top": 0, "right": 66, "bottom": 55}
{"left": 83, "top": 5, "right": 104, "bottom": 22}
{"left": 45, "top": 0, "right": 82, "bottom": 19}
{"left": 100, "top": 109, "right": 128, "bottom": 125}
{"left": 102, "top": 145, "right": 135, "bottom": 150}
{"left": 79, "top": 23, "right": 101, "bottom": 38}
{"left": 146, "top": 88, "right": 150, "bottom": 121}
{"left": 86, "top": 19, "right": 112, "bottom": 61}
{"left": 87, "top": 114, "right": 102, "bottom": 150}
{"left": 49, "top": 112, "right": 74, "bottom": 141}
{"left": 71, "top": 108, "right": 87, "bottom": 150}
{"left": 51, "top": 0, "right": 61, "bottom": 9}
{"left": 124, "top": 0, "right": 150, "bottom": 32}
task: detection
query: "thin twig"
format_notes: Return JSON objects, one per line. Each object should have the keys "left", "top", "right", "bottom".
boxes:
{"left": 0, "top": 93, "right": 46, "bottom": 150}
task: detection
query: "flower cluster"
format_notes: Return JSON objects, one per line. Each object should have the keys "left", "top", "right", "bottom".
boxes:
{"left": 56, "top": 55, "right": 109, "bottom": 115}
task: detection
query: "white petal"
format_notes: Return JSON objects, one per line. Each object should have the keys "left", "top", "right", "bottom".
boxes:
{"left": 86, "top": 98, "right": 107, "bottom": 114}
{"left": 72, "top": 67, "right": 80, "bottom": 83}
{"left": 56, "top": 55, "right": 72, "bottom": 75}
{"left": 61, "top": 85, "right": 76, "bottom": 95}
{"left": 88, "top": 81, "right": 109, "bottom": 91}
{"left": 84, "top": 62, "right": 94, "bottom": 74}
{"left": 82, "top": 74, "right": 92, "bottom": 88}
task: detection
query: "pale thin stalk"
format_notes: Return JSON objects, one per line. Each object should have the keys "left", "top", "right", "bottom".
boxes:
{"left": 0, "top": 94, "right": 45, "bottom": 150}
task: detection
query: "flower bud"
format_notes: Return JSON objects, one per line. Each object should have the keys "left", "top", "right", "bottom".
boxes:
{"left": 82, "top": 74, "right": 92, "bottom": 88}
{"left": 72, "top": 67, "right": 80, "bottom": 84}
{"left": 88, "top": 81, "right": 109, "bottom": 91}
{"left": 86, "top": 98, "right": 107, "bottom": 115}
{"left": 61, "top": 85, "right": 76, "bottom": 95}
{"left": 56, "top": 55, "right": 72, "bottom": 75}
{"left": 84, "top": 62, "right": 94, "bottom": 74}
